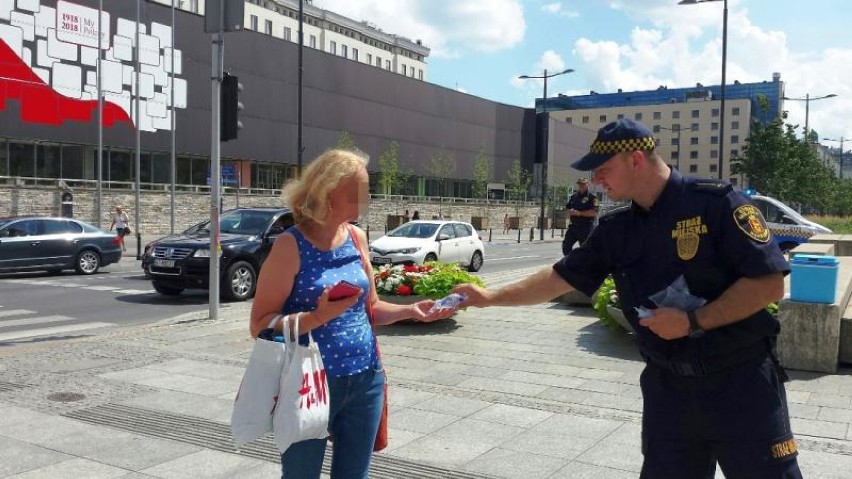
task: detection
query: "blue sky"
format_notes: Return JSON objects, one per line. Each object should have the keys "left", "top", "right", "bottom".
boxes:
{"left": 314, "top": 0, "right": 852, "bottom": 144}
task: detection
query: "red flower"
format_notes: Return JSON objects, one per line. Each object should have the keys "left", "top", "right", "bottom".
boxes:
{"left": 396, "top": 284, "right": 413, "bottom": 296}
{"left": 403, "top": 265, "right": 419, "bottom": 273}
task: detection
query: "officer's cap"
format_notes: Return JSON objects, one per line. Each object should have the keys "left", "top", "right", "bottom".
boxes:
{"left": 572, "top": 118, "right": 656, "bottom": 171}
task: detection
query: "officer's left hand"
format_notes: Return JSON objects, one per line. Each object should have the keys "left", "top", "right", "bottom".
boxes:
{"left": 638, "top": 307, "right": 689, "bottom": 340}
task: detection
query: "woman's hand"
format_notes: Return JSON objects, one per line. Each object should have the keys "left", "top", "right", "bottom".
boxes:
{"left": 409, "top": 299, "right": 458, "bottom": 323}
{"left": 313, "top": 287, "right": 361, "bottom": 325}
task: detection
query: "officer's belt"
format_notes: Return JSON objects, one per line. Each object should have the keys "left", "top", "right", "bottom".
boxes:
{"left": 569, "top": 217, "right": 594, "bottom": 225}
{"left": 642, "top": 340, "right": 770, "bottom": 377}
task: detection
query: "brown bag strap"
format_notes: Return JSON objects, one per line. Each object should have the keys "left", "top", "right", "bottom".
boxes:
{"left": 346, "top": 224, "right": 375, "bottom": 327}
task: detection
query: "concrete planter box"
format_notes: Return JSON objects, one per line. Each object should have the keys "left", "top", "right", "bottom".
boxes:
{"left": 470, "top": 217, "right": 490, "bottom": 230}
{"left": 607, "top": 305, "right": 635, "bottom": 333}
{"left": 386, "top": 215, "right": 404, "bottom": 230}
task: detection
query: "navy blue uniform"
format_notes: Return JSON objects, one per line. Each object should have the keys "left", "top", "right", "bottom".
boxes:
{"left": 562, "top": 190, "right": 599, "bottom": 256}
{"left": 553, "top": 169, "right": 801, "bottom": 478}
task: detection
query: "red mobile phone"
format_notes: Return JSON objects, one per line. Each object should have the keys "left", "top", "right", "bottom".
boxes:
{"left": 329, "top": 280, "right": 363, "bottom": 301}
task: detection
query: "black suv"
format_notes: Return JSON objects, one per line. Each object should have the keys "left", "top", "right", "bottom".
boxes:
{"left": 142, "top": 207, "right": 293, "bottom": 301}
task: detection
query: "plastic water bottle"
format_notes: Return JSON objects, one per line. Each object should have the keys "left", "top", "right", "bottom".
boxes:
{"left": 429, "top": 293, "right": 468, "bottom": 313}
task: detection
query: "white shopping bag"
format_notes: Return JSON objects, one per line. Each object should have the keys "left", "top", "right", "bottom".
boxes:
{"left": 272, "top": 314, "right": 330, "bottom": 453}
{"left": 230, "top": 315, "right": 289, "bottom": 447}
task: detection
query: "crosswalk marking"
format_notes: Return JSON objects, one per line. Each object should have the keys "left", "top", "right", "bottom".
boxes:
{"left": 5, "top": 279, "right": 152, "bottom": 297}
{"left": 0, "top": 315, "right": 74, "bottom": 328}
{"left": 0, "top": 322, "right": 115, "bottom": 342}
{"left": 0, "top": 309, "right": 36, "bottom": 318}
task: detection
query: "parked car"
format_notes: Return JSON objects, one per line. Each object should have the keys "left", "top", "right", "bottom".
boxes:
{"left": 0, "top": 216, "right": 122, "bottom": 275}
{"left": 368, "top": 220, "right": 485, "bottom": 272}
{"left": 744, "top": 191, "right": 833, "bottom": 252}
{"left": 142, "top": 207, "right": 293, "bottom": 301}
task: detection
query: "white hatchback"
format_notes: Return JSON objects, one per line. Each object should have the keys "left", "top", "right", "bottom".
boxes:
{"left": 368, "top": 220, "right": 485, "bottom": 272}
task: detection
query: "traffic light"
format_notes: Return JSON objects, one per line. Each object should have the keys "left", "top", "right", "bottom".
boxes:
{"left": 221, "top": 72, "right": 243, "bottom": 142}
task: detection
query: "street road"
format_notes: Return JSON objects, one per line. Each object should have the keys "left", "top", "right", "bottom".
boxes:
{"left": 0, "top": 240, "right": 563, "bottom": 347}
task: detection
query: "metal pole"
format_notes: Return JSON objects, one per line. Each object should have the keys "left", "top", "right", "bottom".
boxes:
{"left": 676, "top": 126, "right": 681, "bottom": 170}
{"left": 804, "top": 93, "right": 810, "bottom": 141}
{"left": 170, "top": 0, "right": 176, "bottom": 234}
{"left": 539, "top": 70, "right": 547, "bottom": 240}
{"left": 209, "top": 29, "right": 224, "bottom": 320}
{"left": 96, "top": 0, "right": 103, "bottom": 228}
{"left": 297, "top": 0, "right": 304, "bottom": 173}
{"left": 134, "top": 0, "right": 142, "bottom": 259}
{"left": 717, "top": 0, "right": 727, "bottom": 180}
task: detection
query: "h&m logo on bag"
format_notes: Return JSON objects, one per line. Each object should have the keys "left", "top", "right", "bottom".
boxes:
{"left": 298, "top": 370, "right": 328, "bottom": 409}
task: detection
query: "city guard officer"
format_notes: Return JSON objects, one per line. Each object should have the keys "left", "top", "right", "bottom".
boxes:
{"left": 561, "top": 177, "right": 599, "bottom": 256}
{"left": 454, "top": 118, "right": 801, "bottom": 478}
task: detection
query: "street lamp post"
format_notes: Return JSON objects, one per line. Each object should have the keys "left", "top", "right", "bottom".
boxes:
{"left": 783, "top": 93, "right": 838, "bottom": 141}
{"left": 658, "top": 125, "right": 682, "bottom": 171}
{"left": 678, "top": 0, "right": 727, "bottom": 180}
{"left": 518, "top": 68, "right": 574, "bottom": 240}
{"left": 824, "top": 137, "right": 847, "bottom": 178}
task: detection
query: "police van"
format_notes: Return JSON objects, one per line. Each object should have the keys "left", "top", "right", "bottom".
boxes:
{"left": 743, "top": 190, "right": 832, "bottom": 252}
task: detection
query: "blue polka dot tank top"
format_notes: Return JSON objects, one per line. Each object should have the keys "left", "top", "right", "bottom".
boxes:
{"left": 282, "top": 227, "right": 378, "bottom": 377}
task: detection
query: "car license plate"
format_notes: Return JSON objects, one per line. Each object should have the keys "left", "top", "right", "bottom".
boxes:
{"left": 373, "top": 257, "right": 391, "bottom": 264}
{"left": 154, "top": 259, "right": 175, "bottom": 268}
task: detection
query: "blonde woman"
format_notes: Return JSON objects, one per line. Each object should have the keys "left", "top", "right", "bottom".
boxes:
{"left": 109, "top": 206, "right": 129, "bottom": 252}
{"left": 250, "top": 149, "right": 455, "bottom": 478}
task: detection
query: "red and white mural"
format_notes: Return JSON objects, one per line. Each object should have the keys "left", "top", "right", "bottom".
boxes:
{"left": 0, "top": 0, "right": 187, "bottom": 131}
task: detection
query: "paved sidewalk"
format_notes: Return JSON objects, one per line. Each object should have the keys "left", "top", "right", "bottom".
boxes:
{"left": 3, "top": 273, "right": 852, "bottom": 478}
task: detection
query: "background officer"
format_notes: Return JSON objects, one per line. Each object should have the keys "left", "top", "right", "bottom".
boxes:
{"left": 562, "top": 177, "right": 599, "bottom": 256}
{"left": 454, "top": 118, "right": 801, "bottom": 478}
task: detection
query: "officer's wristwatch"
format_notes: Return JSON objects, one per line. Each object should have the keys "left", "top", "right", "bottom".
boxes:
{"left": 687, "top": 310, "right": 705, "bottom": 339}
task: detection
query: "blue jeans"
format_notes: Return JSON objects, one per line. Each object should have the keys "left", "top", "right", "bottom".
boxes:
{"left": 281, "top": 367, "right": 385, "bottom": 479}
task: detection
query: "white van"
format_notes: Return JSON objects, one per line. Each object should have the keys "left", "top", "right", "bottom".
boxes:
{"left": 745, "top": 192, "right": 832, "bottom": 252}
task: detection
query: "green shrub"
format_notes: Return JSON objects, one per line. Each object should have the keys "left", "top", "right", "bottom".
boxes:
{"left": 412, "top": 262, "right": 484, "bottom": 299}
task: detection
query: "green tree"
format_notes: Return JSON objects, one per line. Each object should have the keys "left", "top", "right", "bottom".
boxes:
{"left": 377, "top": 141, "right": 401, "bottom": 195}
{"left": 506, "top": 159, "right": 531, "bottom": 216}
{"left": 335, "top": 131, "right": 356, "bottom": 150}
{"left": 427, "top": 150, "right": 456, "bottom": 215}
{"left": 471, "top": 147, "right": 493, "bottom": 200}
{"left": 732, "top": 118, "right": 837, "bottom": 212}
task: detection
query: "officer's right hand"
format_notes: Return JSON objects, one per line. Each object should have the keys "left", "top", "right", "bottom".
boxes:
{"left": 452, "top": 283, "right": 492, "bottom": 308}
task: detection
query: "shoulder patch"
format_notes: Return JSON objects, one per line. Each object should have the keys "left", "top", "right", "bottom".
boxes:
{"left": 733, "top": 204, "right": 771, "bottom": 243}
{"left": 690, "top": 179, "right": 732, "bottom": 196}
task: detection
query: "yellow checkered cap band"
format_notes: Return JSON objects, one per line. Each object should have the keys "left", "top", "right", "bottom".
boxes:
{"left": 589, "top": 136, "right": 656, "bottom": 155}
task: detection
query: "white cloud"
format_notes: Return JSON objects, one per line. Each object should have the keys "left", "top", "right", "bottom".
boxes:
{"left": 541, "top": 2, "right": 579, "bottom": 18}
{"left": 311, "top": 0, "right": 526, "bottom": 58}
{"left": 568, "top": 2, "right": 852, "bottom": 140}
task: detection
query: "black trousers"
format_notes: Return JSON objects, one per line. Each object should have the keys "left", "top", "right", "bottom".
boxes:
{"left": 561, "top": 222, "right": 593, "bottom": 256}
{"left": 640, "top": 356, "right": 801, "bottom": 479}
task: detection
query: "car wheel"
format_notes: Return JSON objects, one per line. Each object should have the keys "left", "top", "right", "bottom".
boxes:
{"left": 152, "top": 282, "right": 184, "bottom": 296}
{"left": 467, "top": 251, "right": 483, "bottom": 272}
{"left": 74, "top": 250, "right": 101, "bottom": 275}
{"left": 424, "top": 253, "right": 438, "bottom": 263}
{"left": 222, "top": 260, "right": 257, "bottom": 302}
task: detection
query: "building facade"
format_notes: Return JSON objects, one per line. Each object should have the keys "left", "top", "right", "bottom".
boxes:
{"left": 151, "top": 0, "right": 430, "bottom": 81}
{"left": 0, "top": 0, "right": 593, "bottom": 203}
{"left": 546, "top": 74, "right": 787, "bottom": 185}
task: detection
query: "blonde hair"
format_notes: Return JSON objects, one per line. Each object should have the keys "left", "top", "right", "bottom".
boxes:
{"left": 282, "top": 149, "right": 369, "bottom": 225}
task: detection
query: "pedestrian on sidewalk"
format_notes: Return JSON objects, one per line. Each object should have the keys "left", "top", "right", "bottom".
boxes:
{"left": 454, "top": 119, "right": 801, "bottom": 478}
{"left": 250, "top": 149, "right": 455, "bottom": 479}
{"left": 561, "top": 177, "right": 598, "bottom": 255}
{"left": 109, "top": 205, "right": 130, "bottom": 252}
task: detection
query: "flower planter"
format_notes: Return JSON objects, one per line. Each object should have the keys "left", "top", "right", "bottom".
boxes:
{"left": 379, "top": 294, "right": 424, "bottom": 306}
{"left": 606, "top": 305, "right": 635, "bottom": 333}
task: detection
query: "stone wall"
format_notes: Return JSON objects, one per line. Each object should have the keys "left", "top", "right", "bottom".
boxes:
{"left": 0, "top": 184, "right": 548, "bottom": 235}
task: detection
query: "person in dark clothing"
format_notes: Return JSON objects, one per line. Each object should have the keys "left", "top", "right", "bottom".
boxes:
{"left": 455, "top": 119, "right": 800, "bottom": 479}
{"left": 561, "top": 177, "right": 599, "bottom": 255}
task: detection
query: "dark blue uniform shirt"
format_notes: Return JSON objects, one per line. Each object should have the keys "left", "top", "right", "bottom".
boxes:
{"left": 566, "top": 191, "right": 599, "bottom": 224}
{"left": 553, "top": 169, "right": 790, "bottom": 364}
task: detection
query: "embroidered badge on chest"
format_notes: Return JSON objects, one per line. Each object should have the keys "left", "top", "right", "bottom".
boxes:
{"left": 733, "top": 205, "right": 771, "bottom": 243}
{"left": 672, "top": 215, "right": 708, "bottom": 260}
